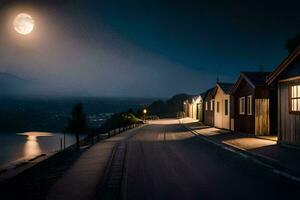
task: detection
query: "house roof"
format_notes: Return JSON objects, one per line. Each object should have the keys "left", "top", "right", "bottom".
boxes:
{"left": 216, "top": 82, "right": 235, "bottom": 94}
{"left": 199, "top": 91, "right": 208, "bottom": 99}
{"left": 231, "top": 72, "right": 270, "bottom": 94}
{"left": 204, "top": 87, "right": 217, "bottom": 100}
{"left": 267, "top": 47, "right": 300, "bottom": 84}
{"left": 192, "top": 95, "right": 203, "bottom": 103}
{"left": 242, "top": 72, "right": 270, "bottom": 87}
{"left": 187, "top": 95, "right": 195, "bottom": 103}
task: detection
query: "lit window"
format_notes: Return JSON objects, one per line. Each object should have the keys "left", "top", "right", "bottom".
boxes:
{"left": 205, "top": 102, "right": 208, "bottom": 111}
{"left": 217, "top": 101, "right": 220, "bottom": 113}
{"left": 211, "top": 100, "right": 214, "bottom": 111}
{"left": 239, "top": 97, "right": 245, "bottom": 115}
{"left": 224, "top": 99, "right": 229, "bottom": 116}
{"left": 291, "top": 85, "right": 300, "bottom": 112}
{"left": 247, "top": 96, "right": 252, "bottom": 115}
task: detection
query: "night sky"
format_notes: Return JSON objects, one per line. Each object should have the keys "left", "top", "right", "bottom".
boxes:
{"left": 0, "top": 0, "right": 299, "bottom": 97}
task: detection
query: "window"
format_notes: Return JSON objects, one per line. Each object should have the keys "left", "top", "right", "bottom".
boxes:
{"left": 205, "top": 101, "right": 208, "bottom": 111}
{"left": 224, "top": 99, "right": 229, "bottom": 116}
{"left": 247, "top": 96, "right": 252, "bottom": 115}
{"left": 239, "top": 97, "right": 245, "bottom": 115}
{"left": 216, "top": 101, "right": 220, "bottom": 113}
{"left": 211, "top": 100, "right": 214, "bottom": 111}
{"left": 290, "top": 85, "right": 300, "bottom": 112}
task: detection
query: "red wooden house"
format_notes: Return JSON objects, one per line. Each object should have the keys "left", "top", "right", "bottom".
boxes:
{"left": 231, "top": 72, "right": 277, "bottom": 136}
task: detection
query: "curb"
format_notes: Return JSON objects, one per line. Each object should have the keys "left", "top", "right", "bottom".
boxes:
{"left": 182, "top": 124, "right": 300, "bottom": 183}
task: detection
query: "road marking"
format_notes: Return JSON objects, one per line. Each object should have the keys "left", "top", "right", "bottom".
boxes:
{"left": 272, "top": 169, "right": 300, "bottom": 182}
{"left": 222, "top": 146, "right": 248, "bottom": 159}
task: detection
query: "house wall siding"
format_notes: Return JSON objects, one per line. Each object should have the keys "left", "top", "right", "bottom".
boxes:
{"left": 204, "top": 93, "right": 214, "bottom": 126}
{"left": 233, "top": 79, "right": 255, "bottom": 134}
{"left": 255, "top": 99, "right": 270, "bottom": 136}
{"left": 192, "top": 104, "right": 197, "bottom": 119}
{"left": 214, "top": 87, "right": 231, "bottom": 130}
{"left": 197, "top": 102, "right": 204, "bottom": 122}
{"left": 278, "top": 80, "right": 300, "bottom": 145}
{"left": 188, "top": 104, "right": 193, "bottom": 118}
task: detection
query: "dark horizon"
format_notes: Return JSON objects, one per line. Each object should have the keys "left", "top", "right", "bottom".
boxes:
{"left": 0, "top": 0, "right": 299, "bottom": 97}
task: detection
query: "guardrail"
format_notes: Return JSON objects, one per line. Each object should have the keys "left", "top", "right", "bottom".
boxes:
{"left": 59, "top": 123, "right": 142, "bottom": 151}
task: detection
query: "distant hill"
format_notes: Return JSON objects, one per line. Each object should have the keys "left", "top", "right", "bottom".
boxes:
{"left": 0, "top": 72, "right": 33, "bottom": 96}
{"left": 145, "top": 93, "right": 192, "bottom": 117}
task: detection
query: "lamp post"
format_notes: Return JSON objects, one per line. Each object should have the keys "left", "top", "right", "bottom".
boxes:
{"left": 143, "top": 109, "right": 147, "bottom": 122}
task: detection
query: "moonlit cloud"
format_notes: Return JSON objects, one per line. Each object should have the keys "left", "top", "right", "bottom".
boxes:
{"left": 0, "top": 0, "right": 299, "bottom": 97}
{"left": 0, "top": 0, "right": 223, "bottom": 97}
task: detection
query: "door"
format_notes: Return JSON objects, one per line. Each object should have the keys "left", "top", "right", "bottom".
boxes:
{"left": 255, "top": 99, "right": 270, "bottom": 136}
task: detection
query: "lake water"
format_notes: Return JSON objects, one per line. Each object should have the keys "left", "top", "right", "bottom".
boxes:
{"left": 0, "top": 96, "right": 156, "bottom": 167}
{"left": 0, "top": 131, "right": 78, "bottom": 167}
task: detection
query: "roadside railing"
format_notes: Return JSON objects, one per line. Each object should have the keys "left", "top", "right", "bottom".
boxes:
{"left": 59, "top": 122, "right": 142, "bottom": 151}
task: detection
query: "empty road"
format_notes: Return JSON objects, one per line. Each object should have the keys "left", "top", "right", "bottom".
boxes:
{"left": 105, "top": 119, "right": 300, "bottom": 200}
{"left": 3, "top": 119, "right": 299, "bottom": 200}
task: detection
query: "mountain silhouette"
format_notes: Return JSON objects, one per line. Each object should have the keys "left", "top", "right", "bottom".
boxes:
{"left": 0, "top": 72, "right": 33, "bottom": 96}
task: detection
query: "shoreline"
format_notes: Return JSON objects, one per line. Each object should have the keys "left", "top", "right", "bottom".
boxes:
{"left": 0, "top": 151, "right": 57, "bottom": 183}
{"left": 0, "top": 125, "right": 139, "bottom": 200}
{"left": 0, "top": 132, "right": 109, "bottom": 183}
{"left": 0, "top": 131, "right": 85, "bottom": 171}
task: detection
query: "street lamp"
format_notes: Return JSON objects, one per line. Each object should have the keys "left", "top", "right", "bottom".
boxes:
{"left": 143, "top": 109, "right": 147, "bottom": 122}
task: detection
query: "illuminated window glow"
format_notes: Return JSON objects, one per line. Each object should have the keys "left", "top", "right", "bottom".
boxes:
{"left": 291, "top": 85, "right": 300, "bottom": 112}
{"left": 247, "top": 96, "right": 252, "bottom": 115}
{"left": 224, "top": 99, "right": 229, "bottom": 116}
{"left": 239, "top": 97, "right": 245, "bottom": 115}
{"left": 211, "top": 100, "right": 214, "bottom": 111}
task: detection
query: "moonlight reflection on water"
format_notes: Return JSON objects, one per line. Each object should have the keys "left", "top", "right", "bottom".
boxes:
{"left": 24, "top": 135, "right": 41, "bottom": 158}
{"left": 0, "top": 131, "right": 80, "bottom": 166}
{"left": 19, "top": 132, "right": 53, "bottom": 159}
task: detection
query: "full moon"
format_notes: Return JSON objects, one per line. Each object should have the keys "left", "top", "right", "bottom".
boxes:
{"left": 13, "top": 13, "right": 34, "bottom": 35}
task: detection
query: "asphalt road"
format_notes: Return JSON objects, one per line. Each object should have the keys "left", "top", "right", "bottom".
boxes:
{"left": 119, "top": 119, "right": 300, "bottom": 200}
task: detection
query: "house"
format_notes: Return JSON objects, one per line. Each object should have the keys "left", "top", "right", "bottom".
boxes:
{"left": 183, "top": 98, "right": 192, "bottom": 118}
{"left": 198, "top": 92, "right": 207, "bottom": 122}
{"left": 213, "top": 82, "right": 234, "bottom": 130}
{"left": 191, "top": 93, "right": 206, "bottom": 122}
{"left": 183, "top": 95, "right": 204, "bottom": 121}
{"left": 203, "top": 87, "right": 216, "bottom": 126}
{"left": 231, "top": 72, "right": 277, "bottom": 136}
{"left": 183, "top": 96, "right": 194, "bottom": 118}
{"left": 267, "top": 47, "right": 300, "bottom": 146}
{"left": 183, "top": 99, "right": 189, "bottom": 117}
{"left": 191, "top": 96, "right": 199, "bottom": 120}
{"left": 188, "top": 98, "right": 193, "bottom": 118}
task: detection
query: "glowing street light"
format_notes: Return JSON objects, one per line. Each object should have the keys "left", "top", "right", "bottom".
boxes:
{"left": 143, "top": 109, "right": 147, "bottom": 122}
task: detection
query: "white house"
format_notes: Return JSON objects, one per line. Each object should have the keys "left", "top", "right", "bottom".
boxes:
{"left": 191, "top": 95, "right": 204, "bottom": 121}
{"left": 213, "top": 82, "right": 234, "bottom": 130}
{"left": 183, "top": 94, "right": 204, "bottom": 121}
